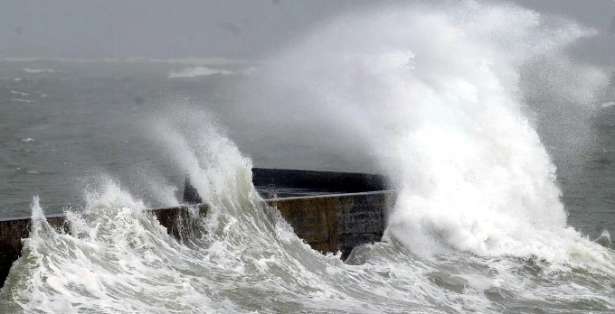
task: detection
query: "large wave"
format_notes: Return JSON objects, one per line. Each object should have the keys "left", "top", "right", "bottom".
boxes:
{"left": 244, "top": 1, "right": 613, "bottom": 265}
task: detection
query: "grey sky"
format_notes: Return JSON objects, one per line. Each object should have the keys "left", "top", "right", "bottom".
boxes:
{"left": 1, "top": 0, "right": 614, "bottom": 65}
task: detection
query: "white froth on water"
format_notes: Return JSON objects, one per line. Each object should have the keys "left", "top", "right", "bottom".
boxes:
{"left": 602, "top": 101, "right": 615, "bottom": 109}
{"left": 168, "top": 66, "right": 233, "bottom": 79}
{"left": 23, "top": 68, "right": 55, "bottom": 74}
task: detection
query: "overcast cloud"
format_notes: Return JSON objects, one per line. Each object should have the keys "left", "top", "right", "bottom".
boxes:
{"left": 0, "top": 0, "right": 613, "bottom": 65}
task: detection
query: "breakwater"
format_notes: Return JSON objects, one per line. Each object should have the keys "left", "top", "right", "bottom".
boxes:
{"left": 0, "top": 169, "right": 393, "bottom": 288}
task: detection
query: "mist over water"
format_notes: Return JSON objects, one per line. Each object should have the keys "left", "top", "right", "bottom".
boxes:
{"left": 1, "top": 1, "right": 615, "bottom": 313}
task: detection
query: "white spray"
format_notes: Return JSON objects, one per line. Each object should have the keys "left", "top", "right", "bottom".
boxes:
{"left": 249, "top": 1, "right": 611, "bottom": 263}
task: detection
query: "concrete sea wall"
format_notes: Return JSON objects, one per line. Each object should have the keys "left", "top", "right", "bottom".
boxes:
{"left": 0, "top": 191, "right": 395, "bottom": 288}
{"left": 270, "top": 191, "right": 395, "bottom": 258}
{"left": 0, "top": 169, "right": 393, "bottom": 288}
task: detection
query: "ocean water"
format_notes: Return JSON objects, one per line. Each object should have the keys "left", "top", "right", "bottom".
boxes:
{"left": 1, "top": 1, "right": 615, "bottom": 313}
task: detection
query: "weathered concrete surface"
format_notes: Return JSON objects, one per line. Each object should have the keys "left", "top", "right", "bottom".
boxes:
{"left": 269, "top": 191, "right": 395, "bottom": 258}
{"left": 0, "top": 191, "right": 395, "bottom": 288}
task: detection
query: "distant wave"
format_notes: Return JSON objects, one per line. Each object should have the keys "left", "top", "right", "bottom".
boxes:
{"left": 168, "top": 66, "right": 233, "bottom": 78}
{"left": 10, "top": 90, "right": 33, "bottom": 103}
{"left": 10, "top": 98, "right": 33, "bottom": 104}
{"left": 10, "top": 90, "right": 30, "bottom": 97}
{"left": 601, "top": 101, "right": 615, "bottom": 109}
{"left": 23, "top": 68, "right": 55, "bottom": 74}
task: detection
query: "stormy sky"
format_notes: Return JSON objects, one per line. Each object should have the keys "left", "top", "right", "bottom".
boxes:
{"left": 1, "top": 0, "right": 614, "bottom": 65}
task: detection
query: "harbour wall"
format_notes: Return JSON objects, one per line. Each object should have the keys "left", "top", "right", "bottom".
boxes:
{"left": 0, "top": 190, "right": 394, "bottom": 288}
{"left": 0, "top": 169, "right": 393, "bottom": 288}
